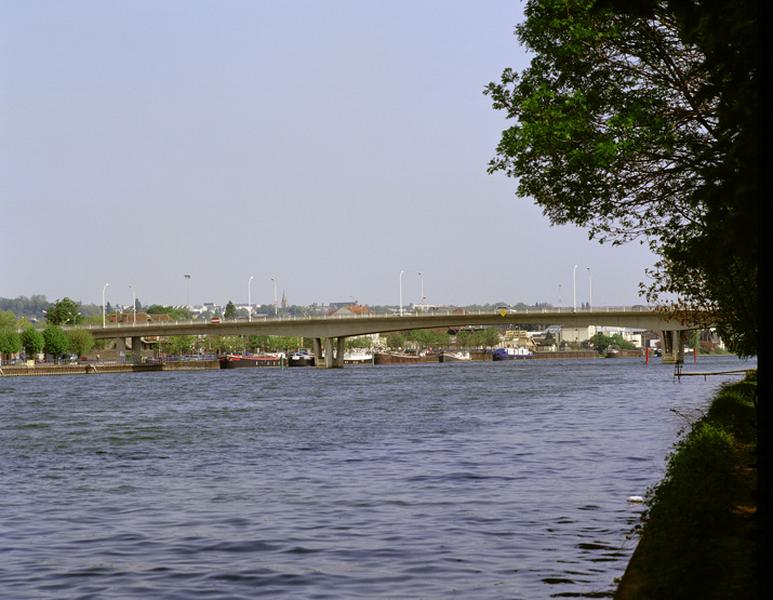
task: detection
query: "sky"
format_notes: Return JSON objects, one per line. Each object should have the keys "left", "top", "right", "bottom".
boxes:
{"left": 1, "top": 0, "right": 660, "bottom": 309}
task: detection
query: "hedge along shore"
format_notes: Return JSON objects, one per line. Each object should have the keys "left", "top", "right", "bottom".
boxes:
{"left": 615, "top": 371, "right": 758, "bottom": 600}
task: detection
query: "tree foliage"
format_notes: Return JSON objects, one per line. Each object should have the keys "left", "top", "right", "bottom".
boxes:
{"left": 0, "top": 328, "right": 22, "bottom": 357}
{"left": 46, "top": 297, "right": 84, "bottom": 325}
{"left": 42, "top": 325, "right": 70, "bottom": 358}
{"left": 485, "top": 0, "right": 758, "bottom": 356}
{"left": 0, "top": 310, "right": 17, "bottom": 329}
{"left": 146, "top": 305, "right": 193, "bottom": 321}
{"left": 20, "top": 327, "right": 45, "bottom": 356}
{"left": 0, "top": 295, "right": 49, "bottom": 319}
{"left": 247, "top": 335, "right": 304, "bottom": 352}
{"left": 67, "top": 329, "right": 95, "bottom": 357}
{"left": 224, "top": 300, "right": 237, "bottom": 320}
{"left": 590, "top": 332, "right": 636, "bottom": 354}
{"left": 160, "top": 335, "right": 198, "bottom": 356}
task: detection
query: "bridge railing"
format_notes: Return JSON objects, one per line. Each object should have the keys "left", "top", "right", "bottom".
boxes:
{"left": 63, "top": 305, "right": 657, "bottom": 332}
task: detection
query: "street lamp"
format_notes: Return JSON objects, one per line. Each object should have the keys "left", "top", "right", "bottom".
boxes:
{"left": 558, "top": 284, "right": 562, "bottom": 308}
{"left": 572, "top": 264, "right": 578, "bottom": 312}
{"left": 248, "top": 275, "right": 254, "bottom": 322}
{"left": 271, "top": 276, "right": 278, "bottom": 316}
{"left": 586, "top": 267, "right": 592, "bottom": 309}
{"left": 184, "top": 274, "right": 191, "bottom": 308}
{"left": 418, "top": 271, "right": 425, "bottom": 306}
{"left": 102, "top": 283, "right": 110, "bottom": 328}
{"left": 129, "top": 284, "right": 136, "bottom": 325}
{"left": 399, "top": 270, "right": 405, "bottom": 316}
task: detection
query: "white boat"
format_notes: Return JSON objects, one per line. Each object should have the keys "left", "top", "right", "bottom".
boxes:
{"left": 439, "top": 351, "right": 471, "bottom": 362}
{"left": 492, "top": 347, "right": 534, "bottom": 361}
{"left": 343, "top": 351, "right": 373, "bottom": 365}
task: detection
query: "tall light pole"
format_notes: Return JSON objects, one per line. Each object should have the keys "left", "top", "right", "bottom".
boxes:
{"left": 248, "top": 275, "right": 254, "bottom": 322}
{"left": 399, "top": 270, "right": 405, "bottom": 316}
{"left": 558, "top": 284, "right": 562, "bottom": 308}
{"left": 586, "top": 267, "right": 592, "bottom": 309}
{"left": 572, "top": 264, "right": 578, "bottom": 312}
{"left": 129, "top": 284, "right": 136, "bottom": 325}
{"left": 184, "top": 274, "right": 191, "bottom": 308}
{"left": 418, "top": 271, "right": 425, "bottom": 305}
{"left": 271, "top": 276, "right": 277, "bottom": 316}
{"left": 102, "top": 283, "right": 110, "bottom": 328}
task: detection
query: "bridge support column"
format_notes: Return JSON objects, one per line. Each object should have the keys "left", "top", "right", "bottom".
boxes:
{"left": 335, "top": 336, "right": 347, "bottom": 368}
{"left": 315, "top": 337, "right": 346, "bottom": 368}
{"left": 312, "top": 338, "right": 322, "bottom": 362}
{"left": 661, "top": 330, "right": 684, "bottom": 364}
{"left": 324, "top": 338, "right": 334, "bottom": 368}
{"left": 131, "top": 336, "right": 143, "bottom": 364}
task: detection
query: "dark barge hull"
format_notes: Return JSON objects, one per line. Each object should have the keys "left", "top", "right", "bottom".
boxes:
{"left": 373, "top": 352, "right": 439, "bottom": 365}
{"left": 288, "top": 356, "right": 315, "bottom": 367}
{"left": 219, "top": 356, "right": 283, "bottom": 368}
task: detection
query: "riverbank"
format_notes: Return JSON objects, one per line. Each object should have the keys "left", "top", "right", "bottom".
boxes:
{"left": 614, "top": 371, "right": 758, "bottom": 599}
{"left": 0, "top": 360, "right": 219, "bottom": 377}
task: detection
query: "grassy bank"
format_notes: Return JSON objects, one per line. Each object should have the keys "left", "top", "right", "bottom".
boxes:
{"left": 615, "top": 372, "right": 758, "bottom": 599}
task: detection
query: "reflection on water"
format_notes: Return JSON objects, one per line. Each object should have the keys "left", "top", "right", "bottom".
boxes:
{"left": 0, "top": 355, "right": 754, "bottom": 599}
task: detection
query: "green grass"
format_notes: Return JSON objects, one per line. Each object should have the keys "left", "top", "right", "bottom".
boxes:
{"left": 616, "top": 373, "right": 758, "bottom": 600}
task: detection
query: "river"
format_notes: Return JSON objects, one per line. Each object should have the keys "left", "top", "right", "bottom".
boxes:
{"left": 0, "top": 355, "right": 755, "bottom": 599}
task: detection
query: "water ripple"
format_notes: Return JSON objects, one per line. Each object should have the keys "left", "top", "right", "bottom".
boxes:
{"left": 0, "top": 356, "right": 753, "bottom": 598}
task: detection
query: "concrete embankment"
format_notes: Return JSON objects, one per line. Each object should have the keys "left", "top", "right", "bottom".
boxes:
{"left": 0, "top": 360, "right": 220, "bottom": 377}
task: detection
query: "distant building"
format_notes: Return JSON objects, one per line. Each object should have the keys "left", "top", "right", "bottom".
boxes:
{"left": 108, "top": 312, "right": 171, "bottom": 324}
{"left": 327, "top": 304, "right": 372, "bottom": 317}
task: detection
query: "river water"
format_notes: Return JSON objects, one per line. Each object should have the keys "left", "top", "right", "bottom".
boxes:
{"left": 0, "top": 355, "right": 755, "bottom": 599}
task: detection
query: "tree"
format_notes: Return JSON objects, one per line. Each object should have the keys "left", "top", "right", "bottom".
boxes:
{"left": 42, "top": 325, "right": 70, "bottom": 359}
{"left": 20, "top": 327, "right": 45, "bottom": 357}
{"left": 146, "top": 305, "right": 192, "bottom": 321}
{"left": 46, "top": 297, "right": 83, "bottom": 325}
{"left": 346, "top": 336, "right": 372, "bottom": 350}
{"left": 485, "top": 0, "right": 758, "bottom": 356}
{"left": 67, "top": 329, "right": 95, "bottom": 357}
{"left": 386, "top": 333, "right": 406, "bottom": 349}
{"left": 0, "top": 310, "right": 17, "bottom": 328}
{"left": 203, "top": 335, "right": 244, "bottom": 354}
{"left": 160, "top": 335, "right": 198, "bottom": 356}
{"left": 590, "top": 332, "right": 636, "bottom": 355}
{"left": 0, "top": 328, "right": 22, "bottom": 358}
{"left": 224, "top": 300, "right": 237, "bottom": 320}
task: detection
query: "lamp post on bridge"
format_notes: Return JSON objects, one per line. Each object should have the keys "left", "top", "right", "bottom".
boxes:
{"left": 418, "top": 271, "right": 425, "bottom": 307}
{"left": 102, "top": 283, "right": 110, "bottom": 328}
{"left": 184, "top": 274, "right": 191, "bottom": 308}
{"left": 586, "top": 267, "right": 592, "bottom": 310}
{"left": 399, "top": 270, "right": 404, "bottom": 316}
{"left": 129, "top": 284, "right": 136, "bottom": 325}
{"left": 572, "top": 264, "right": 578, "bottom": 312}
{"left": 248, "top": 275, "right": 254, "bottom": 322}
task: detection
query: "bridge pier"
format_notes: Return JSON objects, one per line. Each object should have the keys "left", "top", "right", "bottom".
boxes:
{"left": 113, "top": 336, "right": 144, "bottom": 363}
{"left": 314, "top": 336, "right": 347, "bottom": 368}
{"left": 661, "top": 330, "right": 684, "bottom": 364}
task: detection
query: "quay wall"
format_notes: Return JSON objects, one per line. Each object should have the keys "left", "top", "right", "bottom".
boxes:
{"left": 0, "top": 361, "right": 219, "bottom": 377}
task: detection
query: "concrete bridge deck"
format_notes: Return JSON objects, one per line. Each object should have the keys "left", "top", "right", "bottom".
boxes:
{"left": 71, "top": 306, "right": 699, "bottom": 340}
{"left": 49, "top": 306, "right": 706, "bottom": 367}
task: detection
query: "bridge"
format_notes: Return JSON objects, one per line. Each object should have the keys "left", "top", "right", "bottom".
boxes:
{"left": 70, "top": 306, "right": 705, "bottom": 367}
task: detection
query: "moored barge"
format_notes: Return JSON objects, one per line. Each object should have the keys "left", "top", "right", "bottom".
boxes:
{"left": 219, "top": 353, "right": 284, "bottom": 368}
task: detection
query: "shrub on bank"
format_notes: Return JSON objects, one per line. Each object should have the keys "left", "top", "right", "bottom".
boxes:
{"left": 625, "top": 375, "right": 757, "bottom": 599}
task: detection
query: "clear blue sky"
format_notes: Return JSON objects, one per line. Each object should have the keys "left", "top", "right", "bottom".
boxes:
{"left": 1, "top": 0, "right": 658, "bottom": 308}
